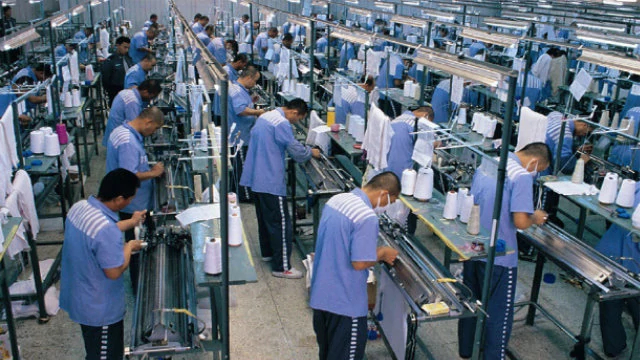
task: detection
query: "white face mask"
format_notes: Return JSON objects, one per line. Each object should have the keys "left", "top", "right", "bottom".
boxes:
{"left": 526, "top": 159, "right": 539, "bottom": 177}
{"left": 374, "top": 193, "right": 392, "bottom": 215}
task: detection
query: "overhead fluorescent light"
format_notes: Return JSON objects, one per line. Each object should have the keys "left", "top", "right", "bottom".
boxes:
{"left": 1, "top": 28, "right": 40, "bottom": 50}
{"left": 439, "top": 4, "right": 462, "bottom": 12}
{"left": 484, "top": 17, "right": 530, "bottom": 30}
{"left": 390, "top": 15, "right": 427, "bottom": 28}
{"left": 90, "top": 0, "right": 101, "bottom": 5}
{"left": 312, "top": 0, "right": 328, "bottom": 7}
{"left": 414, "top": 47, "right": 515, "bottom": 87}
{"left": 50, "top": 13, "right": 69, "bottom": 27}
{"left": 345, "top": 0, "right": 359, "bottom": 4}
{"left": 238, "top": 1, "right": 250, "bottom": 7}
{"left": 501, "top": 11, "right": 539, "bottom": 21}
{"left": 576, "top": 29, "right": 639, "bottom": 49}
{"left": 602, "top": 0, "right": 623, "bottom": 4}
{"left": 330, "top": 29, "right": 372, "bottom": 46}
{"left": 576, "top": 19, "right": 627, "bottom": 33}
{"left": 287, "top": 0, "right": 301, "bottom": 3}
{"left": 374, "top": 1, "right": 395, "bottom": 12}
{"left": 288, "top": 16, "right": 309, "bottom": 28}
{"left": 421, "top": 9, "right": 456, "bottom": 22}
{"left": 539, "top": 3, "right": 553, "bottom": 8}
{"left": 29, "top": 0, "right": 42, "bottom": 4}
{"left": 579, "top": 48, "right": 640, "bottom": 75}
{"left": 403, "top": 0, "right": 420, "bottom": 5}
{"left": 461, "top": 27, "right": 521, "bottom": 48}
{"left": 350, "top": 8, "right": 371, "bottom": 17}
{"left": 70, "top": 5, "right": 85, "bottom": 15}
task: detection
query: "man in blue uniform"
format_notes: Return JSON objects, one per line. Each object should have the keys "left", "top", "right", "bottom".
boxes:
{"left": 336, "top": 76, "right": 377, "bottom": 125}
{"left": 595, "top": 182, "right": 640, "bottom": 358}
{"left": 234, "top": 15, "right": 250, "bottom": 41}
{"left": 609, "top": 107, "right": 640, "bottom": 172}
{"left": 12, "top": 63, "right": 52, "bottom": 112}
{"left": 228, "top": 66, "right": 265, "bottom": 202}
{"left": 431, "top": 79, "right": 452, "bottom": 124}
{"left": 458, "top": 142, "right": 551, "bottom": 359}
{"left": 192, "top": 15, "right": 208, "bottom": 34}
{"left": 377, "top": 52, "right": 406, "bottom": 117}
{"left": 143, "top": 14, "right": 158, "bottom": 30}
{"left": 240, "top": 99, "right": 321, "bottom": 278}
{"left": 206, "top": 30, "right": 228, "bottom": 65}
{"left": 384, "top": 106, "right": 435, "bottom": 180}
{"left": 60, "top": 168, "right": 146, "bottom": 360}
{"left": 74, "top": 27, "right": 95, "bottom": 63}
{"left": 106, "top": 107, "right": 165, "bottom": 292}
{"left": 102, "top": 36, "right": 134, "bottom": 106}
{"left": 310, "top": 171, "right": 400, "bottom": 360}
{"left": 254, "top": 27, "right": 278, "bottom": 69}
{"left": 124, "top": 53, "right": 157, "bottom": 89}
{"left": 129, "top": 27, "right": 156, "bottom": 64}
{"left": 103, "top": 79, "right": 162, "bottom": 146}
{"left": 338, "top": 41, "right": 355, "bottom": 69}
{"left": 197, "top": 24, "right": 214, "bottom": 46}
{"left": 224, "top": 53, "right": 248, "bottom": 83}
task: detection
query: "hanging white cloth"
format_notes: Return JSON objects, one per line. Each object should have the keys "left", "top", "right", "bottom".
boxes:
{"left": 516, "top": 107, "right": 548, "bottom": 151}
{"left": 412, "top": 118, "right": 438, "bottom": 167}
{"left": 366, "top": 49, "right": 383, "bottom": 77}
{"left": 69, "top": 51, "right": 80, "bottom": 84}
{"left": 531, "top": 52, "right": 552, "bottom": 84}
{"left": 12, "top": 170, "right": 39, "bottom": 239}
{"left": 362, "top": 103, "right": 394, "bottom": 170}
{"left": 3, "top": 192, "right": 29, "bottom": 258}
{"left": 99, "top": 28, "right": 110, "bottom": 59}
{"left": 0, "top": 106, "right": 18, "bottom": 167}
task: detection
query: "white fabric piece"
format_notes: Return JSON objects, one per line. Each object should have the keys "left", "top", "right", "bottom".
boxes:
{"left": 69, "top": 51, "right": 80, "bottom": 83}
{"left": 362, "top": 104, "right": 394, "bottom": 170}
{"left": 3, "top": 192, "right": 29, "bottom": 258}
{"left": 12, "top": 170, "right": 39, "bottom": 239}
{"left": 412, "top": 118, "right": 438, "bottom": 167}
{"left": 366, "top": 50, "right": 383, "bottom": 77}
{"left": 531, "top": 53, "right": 551, "bottom": 84}
{"left": 0, "top": 106, "right": 18, "bottom": 167}
{"left": 306, "top": 110, "right": 326, "bottom": 146}
{"left": 544, "top": 181, "right": 599, "bottom": 196}
{"left": 516, "top": 107, "right": 548, "bottom": 151}
{"left": 388, "top": 54, "right": 403, "bottom": 77}
{"left": 99, "top": 28, "right": 110, "bottom": 58}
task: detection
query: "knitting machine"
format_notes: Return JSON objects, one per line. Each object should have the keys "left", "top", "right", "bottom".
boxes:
{"left": 377, "top": 215, "right": 475, "bottom": 317}
{"left": 129, "top": 225, "right": 200, "bottom": 358}
{"left": 298, "top": 154, "right": 356, "bottom": 195}
{"left": 432, "top": 148, "right": 476, "bottom": 190}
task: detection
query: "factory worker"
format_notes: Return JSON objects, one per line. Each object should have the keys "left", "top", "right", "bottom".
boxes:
{"left": 531, "top": 47, "right": 562, "bottom": 101}
{"left": 468, "top": 40, "right": 487, "bottom": 58}
{"left": 124, "top": 53, "right": 156, "bottom": 89}
{"left": 620, "top": 75, "right": 640, "bottom": 118}
{"left": 458, "top": 142, "right": 551, "bottom": 360}
{"left": 192, "top": 14, "right": 202, "bottom": 27}
{"left": 103, "top": 79, "right": 162, "bottom": 147}
{"left": 129, "top": 27, "right": 157, "bottom": 64}
{"left": 234, "top": 15, "right": 250, "bottom": 42}
{"left": 384, "top": 106, "right": 435, "bottom": 180}
{"left": 0, "top": 79, "right": 34, "bottom": 127}
{"left": 197, "top": 24, "right": 214, "bottom": 46}
{"left": 143, "top": 14, "right": 159, "bottom": 30}
{"left": 548, "top": 49, "right": 567, "bottom": 101}
{"left": 240, "top": 99, "right": 321, "bottom": 279}
{"left": 55, "top": 41, "right": 76, "bottom": 59}
{"left": 60, "top": 168, "right": 146, "bottom": 360}
{"left": 377, "top": 52, "right": 405, "bottom": 89}
{"left": 226, "top": 39, "right": 239, "bottom": 61}
{"left": 11, "top": 63, "right": 52, "bottom": 112}
{"left": 608, "top": 107, "right": 640, "bottom": 172}
{"left": 316, "top": 33, "right": 328, "bottom": 54}
{"left": 254, "top": 27, "right": 278, "bottom": 69}
{"left": 97, "top": 23, "right": 110, "bottom": 60}
{"left": 595, "top": 182, "right": 640, "bottom": 358}
{"left": 74, "top": 27, "right": 94, "bottom": 63}
{"left": 431, "top": 79, "right": 452, "bottom": 124}
{"left": 336, "top": 75, "right": 378, "bottom": 125}
{"left": 206, "top": 32, "right": 228, "bottom": 65}
{"left": 106, "top": 107, "right": 166, "bottom": 293}
{"left": 252, "top": 21, "right": 261, "bottom": 41}
{"left": 224, "top": 53, "right": 249, "bottom": 83}
{"left": 310, "top": 172, "right": 400, "bottom": 360}
{"left": 338, "top": 41, "right": 355, "bottom": 69}
{"left": 228, "top": 66, "right": 265, "bottom": 202}
{"left": 102, "top": 36, "right": 134, "bottom": 106}
{"left": 372, "top": 29, "right": 393, "bottom": 51}
{"left": 192, "top": 15, "right": 209, "bottom": 34}
{"left": 515, "top": 70, "right": 544, "bottom": 110}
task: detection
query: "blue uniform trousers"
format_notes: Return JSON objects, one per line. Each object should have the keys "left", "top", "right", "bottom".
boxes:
{"left": 252, "top": 191, "right": 293, "bottom": 272}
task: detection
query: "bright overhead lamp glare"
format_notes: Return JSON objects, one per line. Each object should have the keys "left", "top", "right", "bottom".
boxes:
{"left": 576, "top": 19, "right": 627, "bottom": 33}
{"left": 345, "top": 0, "right": 359, "bottom": 4}
{"left": 374, "top": 1, "right": 395, "bottom": 12}
{"left": 579, "top": 48, "right": 640, "bottom": 75}
{"left": 1, "top": 27, "right": 40, "bottom": 50}
{"left": 50, "top": 14, "right": 69, "bottom": 27}
{"left": 421, "top": 9, "right": 456, "bottom": 22}
{"left": 501, "top": 11, "right": 539, "bottom": 21}
{"left": 91, "top": 0, "right": 101, "bottom": 6}
{"left": 403, "top": 0, "right": 420, "bottom": 5}
{"left": 484, "top": 17, "right": 530, "bottom": 30}
{"left": 287, "top": 0, "right": 301, "bottom": 3}
{"left": 461, "top": 27, "right": 521, "bottom": 48}
{"left": 576, "top": 29, "right": 639, "bottom": 49}
{"left": 390, "top": 15, "right": 427, "bottom": 28}
{"left": 330, "top": 29, "right": 372, "bottom": 46}
{"left": 70, "top": 5, "right": 86, "bottom": 15}
{"left": 29, "top": 0, "right": 42, "bottom": 4}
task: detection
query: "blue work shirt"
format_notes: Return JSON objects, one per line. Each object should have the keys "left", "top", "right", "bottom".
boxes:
{"left": 310, "top": 188, "right": 379, "bottom": 318}
{"left": 316, "top": 37, "right": 328, "bottom": 53}
{"left": 609, "top": 107, "right": 640, "bottom": 172}
{"left": 337, "top": 85, "right": 364, "bottom": 125}
{"left": 129, "top": 31, "right": 149, "bottom": 64}
{"left": 385, "top": 111, "right": 417, "bottom": 179}
{"left": 124, "top": 63, "right": 146, "bottom": 89}
{"left": 207, "top": 37, "right": 227, "bottom": 65}
{"left": 11, "top": 67, "right": 37, "bottom": 84}
{"left": 254, "top": 32, "right": 270, "bottom": 67}
{"left": 0, "top": 85, "right": 16, "bottom": 115}
{"left": 621, "top": 90, "right": 640, "bottom": 119}
{"left": 60, "top": 196, "right": 125, "bottom": 327}
{"left": 103, "top": 89, "right": 143, "bottom": 146}
{"left": 516, "top": 72, "right": 543, "bottom": 110}
{"left": 228, "top": 82, "right": 255, "bottom": 144}
{"left": 338, "top": 42, "right": 355, "bottom": 69}
{"left": 545, "top": 112, "right": 576, "bottom": 174}
{"left": 55, "top": 44, "right": 67, "bottom": 58}
{"left": 431, "top": 79, "right": 451, "bottom": 124}
{"left": 377, "top": 54, "right": 404, "bottom": 89}
{"left": 471, "top": 153, "right": 534, "bottom": 268}
{"left": 197, "top": 32, "right": 211, "bottom": 46}
{"left": 595, "top": 182, "right": 640, "bottom": 274}
{"left": 192, "top": 22, "right": 204, "bottom": 34}
{"left": 468, "top": 41, "right": 486, "bottom": 57}
{"left": 224, "top": 64, "right": 239, "bottom": 83}
{"left": 240, "top": 108, "right": 312, "bottom": 196}
{"left": 143, "top": 20, "right": 153, "bottom": 29}
{"left": 106, "top": 123, "right": 152, "bottom": 213}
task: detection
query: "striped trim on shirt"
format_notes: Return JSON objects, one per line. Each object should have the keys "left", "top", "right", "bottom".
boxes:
{"left": 119, "top": 89, "right": 140, "bottom": 105}
{"left": 546, "top": 111, "right": 571, "bottom": 145}
{"left": 261, "top": 109, "right": 287, "bottom": 127}
{"left": 109, "top": 126, "right": 132, "bottom": 148}
{"left": 125, "top": 64, "right": 140, "bottom": 76}
{"left": 506, "top": 157, "right": 529, "bottom": 182}
{"left": 325, "top": 193, "right": 376, "bottom": 224}
{"left": 229, "top": 82, "right": 243, "bottom": 97}
{"left": 342, "top": 85, "right": 359, "bottom": 105}
{"left": 67, "top": 200, "right": 110, "bottom": 239}
{"left": 393, "top": 113, "right": 416, "bottom": 127}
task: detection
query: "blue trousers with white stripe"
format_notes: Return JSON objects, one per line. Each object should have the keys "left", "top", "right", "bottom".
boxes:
{"left": 458, "top": 261, "right": 517, "bottom": 360}
{"left": 80, "top": 319, "right": 124, "bottom": 360}
{"left": 313, "top": 309, "right": 367, "bottom": 360}
{"left": 252, "top": 191, "right": 292, "bottom": 272}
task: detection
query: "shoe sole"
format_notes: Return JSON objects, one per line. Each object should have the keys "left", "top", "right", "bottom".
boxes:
{"left": 271, "top": 272, "right": 302, "bottom": 279}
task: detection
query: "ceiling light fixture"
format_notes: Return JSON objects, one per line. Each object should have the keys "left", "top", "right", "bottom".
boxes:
{"left": 576, "top": 29, "right": 639, "bottom": 49}
{"left": 461, "top": 27, "right": 521, "bottom": 48}
{"left": 484, "top": 17, "right": 530, "bottom": 30}
{"left": 579, "top": 48, "right": 640, "bottom": 75}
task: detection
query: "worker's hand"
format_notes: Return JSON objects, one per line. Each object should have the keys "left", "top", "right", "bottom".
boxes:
{"left": 131, "top": 210, "right": 147, "bottom": 226}
{"left": 128, "top": 240, "right": 145, "bottom": 252}
{"left": 18, "top": 114, "right": 31, "bottom": 126}
{"left": 532, "top": 210, "right": 548, "bottom": 225}
{"left": 311, "top": 148, "right": 321, "bottom": 159}
{"left": 580, "top": 153, "right": 590, "bottom": 163}
{"left": 377, "top": 246, "right": 399, "bottom": 266}
{"left": 151, "top": 162, "right": 165, "bottom": 177}
{"left": 578, "top": 144, "right": 593, "bottom": 155}
{"left": 251, "top": 95, "right": 260, "bottom": 103}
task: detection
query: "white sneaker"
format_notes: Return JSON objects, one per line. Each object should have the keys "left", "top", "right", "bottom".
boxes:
{"left": 272, "top": 267, "right": 303, "bottom": 279}
{"left": 261, "top": 257, "right": 272, "bottom": 262}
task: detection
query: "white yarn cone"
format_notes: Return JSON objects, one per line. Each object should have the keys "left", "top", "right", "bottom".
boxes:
{"left": 599, "top": 110, "right": 610, "bottom": 127}
{"left": 401, "top": 169, "right": 417, "bottom": 196}
{"left": 413, "top": 167, "right": 434, "bottom": 201}
{"left": 443, "top": 191, "right": 458, "bottom": 220}
{"left": 204, "top": 237, "right": 222, "bottom": 275}
{"left": 611, "top": 113, "right": 620, "bottom": 129}
{"left": 616, "top": 179, "right": 636, "bottom": 208}
{"left": 457, "top": 188, "right": 469, "bottom": 215}
{"left": 30, "top": 130, "right": 45, "bottom": 154}
{"left": 467, "top": 205, "right": 481, "bottom": 235}
{"left": 632, "top": 205, "right": 640, "bottom": 229}
{"left": 459, "top": 194, "right": 474, "bottom": 223}
{"left": 598, "top": 172, "right": 619, "bottom": 204}
{"left": 571, "top": 158, "right": 585, "bottom": 184}
{"left": 44, "top": 133, "right": 61, "bottom": 156}
{"left": 458, "top": 107, "right": 467, "bottom": 125}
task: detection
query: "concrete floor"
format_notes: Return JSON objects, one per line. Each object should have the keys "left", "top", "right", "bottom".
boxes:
{"left": 10, "top": 140, "right": 638, "bottom": 360}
